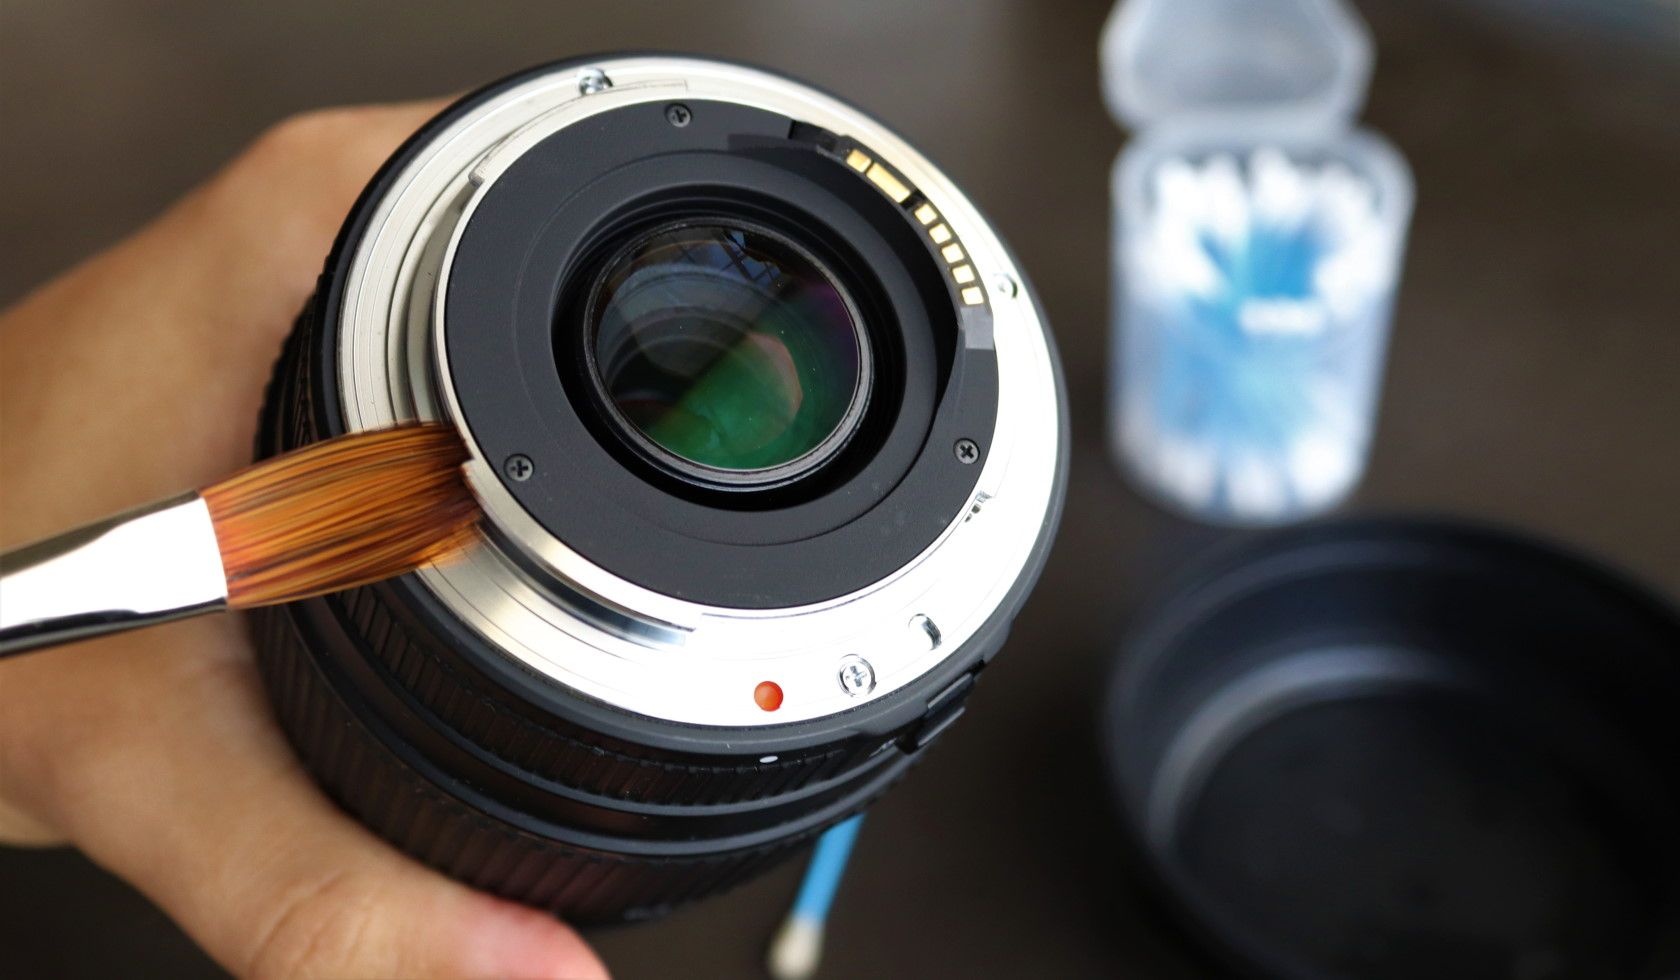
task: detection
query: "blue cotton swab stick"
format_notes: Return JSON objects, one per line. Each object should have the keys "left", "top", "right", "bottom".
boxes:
{"left": 767, "top": 815, "right": 864, "bottom": 980}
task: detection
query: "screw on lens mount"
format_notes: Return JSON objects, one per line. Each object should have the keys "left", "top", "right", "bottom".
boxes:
{"left": 503, "top": 454, "right": 534, "bottom": 481}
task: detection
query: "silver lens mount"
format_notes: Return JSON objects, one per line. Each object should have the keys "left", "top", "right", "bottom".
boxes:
{"left": 332, "top": 55, "right": 1062, "bottom": 727}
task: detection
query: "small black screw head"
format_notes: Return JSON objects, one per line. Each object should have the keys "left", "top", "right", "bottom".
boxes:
{"left": 665, "top": 103, "right": 692, "bottom": 127}
{"left": 504, "top": 454, "right": 535, "bottom": 482}
{"left": 954, "top": 438, "right": 980, "bottom": 464}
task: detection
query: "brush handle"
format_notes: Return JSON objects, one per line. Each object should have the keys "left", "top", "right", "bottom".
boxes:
{"left": 0, "top": 494, "right": 230, "bottom": 657}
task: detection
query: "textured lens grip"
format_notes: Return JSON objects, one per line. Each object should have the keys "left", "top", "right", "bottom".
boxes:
{"left": 253, "top": 601, "right": 825, "bottom": 921}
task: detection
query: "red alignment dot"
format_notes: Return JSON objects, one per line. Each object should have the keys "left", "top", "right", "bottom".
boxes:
{"left": 754, "top": 681, "right": 784, "bottom": 712}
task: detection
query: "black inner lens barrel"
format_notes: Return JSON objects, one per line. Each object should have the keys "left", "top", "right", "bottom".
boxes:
{"left": 585, "top": 221, "right": 870, "bottom": 484}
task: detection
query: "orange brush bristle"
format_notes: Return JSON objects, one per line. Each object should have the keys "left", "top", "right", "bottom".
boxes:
{"left": 201, "top": 424, "right": 479, "bottom": 608}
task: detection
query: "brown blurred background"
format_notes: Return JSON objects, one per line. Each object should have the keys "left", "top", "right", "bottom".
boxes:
{"left": 2, "top": 1, "right": 1677, "bottom": 977}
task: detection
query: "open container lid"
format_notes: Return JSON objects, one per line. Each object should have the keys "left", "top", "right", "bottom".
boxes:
{"left": 1100, "top": 0, "right": 1373, "bottom": 133}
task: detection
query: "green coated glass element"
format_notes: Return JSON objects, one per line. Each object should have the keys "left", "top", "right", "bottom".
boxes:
{"left": 588, "top": 223, "right": 866, "bottom": 475}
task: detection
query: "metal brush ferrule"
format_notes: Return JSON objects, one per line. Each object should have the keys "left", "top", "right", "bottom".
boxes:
{"left": 0, "top": 493, "right": 229, "bottom": 656}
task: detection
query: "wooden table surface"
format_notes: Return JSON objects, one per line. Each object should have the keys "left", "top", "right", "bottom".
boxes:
{"left": 2, "top": 1, "right": 1676, "bottom": 976}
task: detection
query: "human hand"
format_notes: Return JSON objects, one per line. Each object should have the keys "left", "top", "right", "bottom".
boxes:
{"left": 0, "top": 101, "right": 609, "bottom": 979}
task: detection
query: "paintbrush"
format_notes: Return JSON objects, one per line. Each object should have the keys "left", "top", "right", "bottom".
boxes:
{"left": 0, "top": 424, "right": 477, "bottom": 657}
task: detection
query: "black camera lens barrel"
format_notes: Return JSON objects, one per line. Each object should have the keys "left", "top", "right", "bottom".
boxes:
{"left": 253, "top": 56, "right": 1066, "bottom": 922}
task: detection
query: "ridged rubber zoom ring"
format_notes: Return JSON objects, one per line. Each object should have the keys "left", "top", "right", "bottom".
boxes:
{"left": 252, "top": 603, "right": 814, "bottom": 922}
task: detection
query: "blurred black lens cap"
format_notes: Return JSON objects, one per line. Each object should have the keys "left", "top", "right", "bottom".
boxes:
{"left": 1104, "top": 518, "right": 1680, "bottom": 979}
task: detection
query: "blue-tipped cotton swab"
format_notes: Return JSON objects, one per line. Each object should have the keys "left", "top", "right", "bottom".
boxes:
{"left": 767, "top": 815, "right": 864, "bottom": 980}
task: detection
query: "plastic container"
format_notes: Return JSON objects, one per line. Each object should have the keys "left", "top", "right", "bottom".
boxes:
{"left": 1103, "top": 0, "right": 1413, "bottom": 525}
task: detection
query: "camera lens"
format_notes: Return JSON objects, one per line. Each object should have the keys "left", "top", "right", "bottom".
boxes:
{"left": 584, "top": 220, "right": 869, "bottom": 485}
{"left": 254, "top": 55, "right": 1066, "bottom": 924}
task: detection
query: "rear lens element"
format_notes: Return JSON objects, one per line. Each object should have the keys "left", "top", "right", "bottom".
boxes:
{"left": 585, "top": 222, "right": 869, "bottom": 483}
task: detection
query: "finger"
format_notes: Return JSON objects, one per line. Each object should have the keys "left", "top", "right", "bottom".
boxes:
{"left": 0, "top": 618, "right": 608, "bottom": 979}
{"left": 0, "top": 99, "right": 448, "bottom": 542}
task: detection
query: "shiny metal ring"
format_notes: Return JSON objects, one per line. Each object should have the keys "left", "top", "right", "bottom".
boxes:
{"left": 334, "top": 56, "right": 1061, "bottom": 726}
